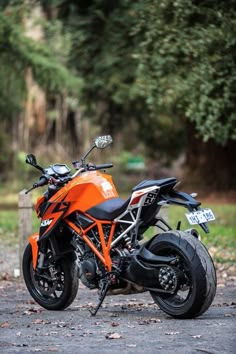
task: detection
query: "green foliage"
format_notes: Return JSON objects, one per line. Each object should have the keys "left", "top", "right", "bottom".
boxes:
{"left": 168, "top": 203, "right": 236, "bottom": 263}
{"left": 62, "top": 1, "right": 143, "bottom": 128}
{"left": 0, "top": 125, "right": 13, "bottom": 179}
{"left": 57, "top": 0, "right": 236, "bottom": 162}
{"left": 56, "top": 0, "right": 185, "bottom": 160}
{"left": 134, "top": 0, "right": 236, "bottom": 144}
{"left": 1, "top": 0, "right": 235, "bottom": 181}
{"left": 0, "top": 210, "right": 39, "bottom": 244}
{"left": 0, "top": 2, "right": 82, "bottom": 120}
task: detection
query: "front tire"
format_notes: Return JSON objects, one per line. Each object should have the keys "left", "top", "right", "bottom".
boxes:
{"left": 22, "top": 243, "right": 79, "bottom": 310}
{"left": 148, "top": 231, "right": 216, "bottom": 319}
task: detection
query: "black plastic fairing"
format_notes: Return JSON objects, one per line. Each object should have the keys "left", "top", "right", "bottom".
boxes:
{"left": 161, "top": 190, "right": 201, "bottom": 209}
{"left": 132, "top": 178, "right": 177, "bottom": 192}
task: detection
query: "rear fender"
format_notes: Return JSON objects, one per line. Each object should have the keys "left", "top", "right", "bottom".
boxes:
{"left": 29, "top": 232, "right": 39, "bottom": 270}
{"left": 161, "top": 190, "right": 201, "bottom": 209}
{"left": 160, "top": 190, "right": 209, "bottom": 233}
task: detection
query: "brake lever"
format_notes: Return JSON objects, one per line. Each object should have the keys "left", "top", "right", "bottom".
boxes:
{"left": 49, "top": 176, "right": 72, "bottom": 186}
{"left": 25, "top": 175, "right": 49, "bottom": 194}
{"left": 25, "top": 185, "right": 36, "bottom": 194}
{"left": 49, "top": 176, "right": 60, "bottom": 184}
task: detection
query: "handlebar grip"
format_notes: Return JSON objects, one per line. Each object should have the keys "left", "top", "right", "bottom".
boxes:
{"left": 34, "top": 176, "right": 48, "bottom": 187}
{"left": 96, "top": 163, "right": 113, "bottom": 170}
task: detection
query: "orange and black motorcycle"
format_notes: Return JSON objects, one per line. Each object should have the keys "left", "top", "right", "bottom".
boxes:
{"left": 23, "top": 135, "right": 216, "bottom": 318}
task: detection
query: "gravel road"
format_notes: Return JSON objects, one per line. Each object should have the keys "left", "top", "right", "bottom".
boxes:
{"left": 0, "top": 277, "right": 235, "bottom": 354}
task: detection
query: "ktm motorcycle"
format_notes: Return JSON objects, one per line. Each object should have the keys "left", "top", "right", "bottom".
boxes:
{"left": 22, "top": 135, "right": 217, "bottom": 318}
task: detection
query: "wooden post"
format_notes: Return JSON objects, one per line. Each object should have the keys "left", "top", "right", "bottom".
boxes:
{"left": 18, "top": 190, "right": 32, "bottom": 278}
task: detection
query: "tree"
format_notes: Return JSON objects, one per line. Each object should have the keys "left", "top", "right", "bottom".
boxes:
{"left": 133, "top": 0, "right": 236, "bottom": 189}
{"left": 54, "top": 0, "right": 185, "bottom": 162}
{"left": 0, "top": 0, "right": 82, "bottom": 175}
{"left": 59, "top": 0, "right": 236, "bottom": 189}
{"left": 134, "top": 0, "right": 236, "bottom": 144}
{"left": 1, "top": 0, "right": 235, "bottom": 190}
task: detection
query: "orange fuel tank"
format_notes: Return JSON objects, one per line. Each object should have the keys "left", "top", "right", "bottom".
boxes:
{"left": 48, "top": 171, "right": 118, "bottom": 214}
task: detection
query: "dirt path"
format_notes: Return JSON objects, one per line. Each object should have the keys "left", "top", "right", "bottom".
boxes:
{"left": 0, "top": 278, "right": 235, "bottom": 354}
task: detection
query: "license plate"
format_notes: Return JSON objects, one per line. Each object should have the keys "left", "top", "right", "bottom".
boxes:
{"left": 185, "top": 208, "right": 215, "bottom": 225}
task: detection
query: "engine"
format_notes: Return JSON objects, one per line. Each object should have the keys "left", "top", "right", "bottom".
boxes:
{"left": 71, "top": 222, "right": 138, "bottom": 291}
{"left": 79, "top": 256, "right": 98, "bottom": 289}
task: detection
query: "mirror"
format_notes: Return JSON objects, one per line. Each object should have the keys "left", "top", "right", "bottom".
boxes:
{"left": 25, "top": 154, "right": 44, "bottom": 172}
{"left": 94, "top": 135, "right": 113, "bottom": 149}
{"left": 25, "top": 154, "right": 37, "bottom": 166}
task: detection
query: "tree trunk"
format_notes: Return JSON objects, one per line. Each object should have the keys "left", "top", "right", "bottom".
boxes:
{"left": 185, "top": 123, "right": 236, "bottom": 193}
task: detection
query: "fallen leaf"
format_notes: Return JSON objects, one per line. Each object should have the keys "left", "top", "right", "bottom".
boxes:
{"left": 33, "top": 318, "right": 51, "bottom": 325}
{"left": 139, "top": 318, "right": 162, "bottom": 325}
{"left": 150, "top": 318, "right": 162, "bottom": 323}
{"left": 33, "top": 319, "right": 44, "bottom": 324}
{"left": 47, "top": 347, "right": 58, "bottom": 352}
{"left": 165, "top": 331, "right": 180, "bottom": 335}
{"left": 105, "top": 332, "right": 122, "bottom": 339}
{"left": 217, "top": 284, "right": 225, "bottom": 288}
{"left": 0, "top": 322, "right": 9, "bottom": 328}
{"left": 111, "top": 322, "right": 119, "bottom": 327}
{"left": 192, "top": 335, "right": 202, "bottom": 339}
{"left": 23, "top": 308, "right": 41, "bottom": 315}
{"left": 94, "top": 321, "right": 101, "bottom": 326}
{"left": 15, "top": 343, "right": 28, "bottom": 347}
{"left": 109, "top": 313, "right": 120, "bottom": 318}
{"left": 126, "top": 344, "right": 137, "bottom": 348}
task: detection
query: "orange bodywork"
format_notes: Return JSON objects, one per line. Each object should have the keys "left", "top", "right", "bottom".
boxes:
{"left": 32, "top": 171, "right": 119, "bottom": 271}
{"left": 51, "top": 171, "right": 118, "bottom": 212}
{"left": 29, "top": 232, "right": 39, "bottom": 269}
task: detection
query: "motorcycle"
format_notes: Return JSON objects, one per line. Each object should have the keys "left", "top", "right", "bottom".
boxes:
{"left": 22, "top": 135, "right": 216, "bottom": 318}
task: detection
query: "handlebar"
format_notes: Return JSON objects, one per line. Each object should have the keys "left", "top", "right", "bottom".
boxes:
{"left": 35, "top": 176, "right": 48, "bottom": 187}
{"left": 25, "top": 162, "right": 113, "bottom": 194}
{"left": 93, "top": 163, "right": 113, "bottom": 170}
{"left": 25, "top": 176, "right": 48, "bottom": 194}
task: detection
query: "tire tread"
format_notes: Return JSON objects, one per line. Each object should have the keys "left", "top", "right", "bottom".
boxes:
{"left": 149, "top": 231, "right": 216, "bottom": 318}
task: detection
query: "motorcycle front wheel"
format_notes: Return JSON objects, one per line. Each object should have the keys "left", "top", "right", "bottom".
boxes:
{"left": 148, "top": 231, "right": 216, "bottom": 319}
{"left": 22, "top": 243, "right": 79, "bottom": 310}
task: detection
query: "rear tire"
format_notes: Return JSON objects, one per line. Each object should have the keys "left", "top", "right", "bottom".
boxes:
{"left": 22, "top": 243, "right": 79, "bottom": 310}
{"left": 148, "top": 231, "right": 216, "bottom": 319}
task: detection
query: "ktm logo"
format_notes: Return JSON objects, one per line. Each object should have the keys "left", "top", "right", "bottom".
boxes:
{"left": 41, "top": 219, "right": 53, "bottom": 227}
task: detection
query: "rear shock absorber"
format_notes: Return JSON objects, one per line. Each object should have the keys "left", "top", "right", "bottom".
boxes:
{"left": 123, "top": 234, "right": 132, "bottom": 250}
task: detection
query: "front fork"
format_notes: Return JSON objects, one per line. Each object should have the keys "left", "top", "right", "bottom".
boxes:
{"left": 28, "top": 233, "right": 57, "bottom": 270}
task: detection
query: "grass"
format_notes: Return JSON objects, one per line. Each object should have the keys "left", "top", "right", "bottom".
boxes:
{"left": 0, "top": 210, "right": 39, "bottom": 246}
{"left": 0, "top": 203, "right": 235, "bottom": 263}
{"left": 168, "top": 204, "right": 236, "bottom": 263}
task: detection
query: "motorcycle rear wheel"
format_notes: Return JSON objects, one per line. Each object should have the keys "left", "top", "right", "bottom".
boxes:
{"left": 22, "top": 243, "right": 79, "bottom": 310}
{"left": 149, "top": 231, "right": 216, "bottom": 319}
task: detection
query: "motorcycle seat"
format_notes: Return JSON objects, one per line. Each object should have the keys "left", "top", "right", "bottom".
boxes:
{"left": 86, "top": 197, "right": 130, "bottom": 220}
{"left": 86, "top": 178, "right": 177, "bottom": 220}
{"left": 132, "top": 177, "right": 177, "bottom": 192}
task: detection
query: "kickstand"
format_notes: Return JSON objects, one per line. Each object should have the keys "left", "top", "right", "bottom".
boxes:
{"left": 89, "top": 280, "right": 110, "bottom": 316}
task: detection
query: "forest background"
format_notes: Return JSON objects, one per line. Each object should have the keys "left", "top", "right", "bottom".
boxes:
{"left": 0, "top": 0, "right": 236, "bottom": 196}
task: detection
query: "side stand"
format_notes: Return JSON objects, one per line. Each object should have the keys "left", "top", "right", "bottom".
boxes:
{"left": 89, "top": 280, "right": 110, "bottom": 316}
